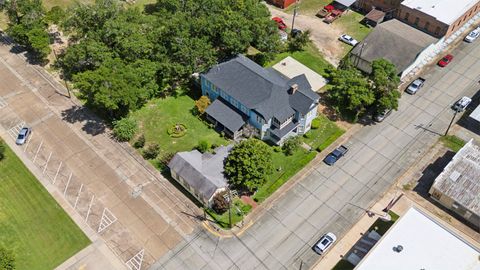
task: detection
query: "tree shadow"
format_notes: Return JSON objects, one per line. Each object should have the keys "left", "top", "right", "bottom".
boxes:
{"left": 61, "top": 105, "right": 107, "bottom": 136}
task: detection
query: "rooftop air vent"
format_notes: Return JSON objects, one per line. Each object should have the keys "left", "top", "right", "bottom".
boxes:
{"left": 449, "top": 171, "right": 461, "bottom": 182}
{"left": 393, "top": 245, "right": 404, "bottom": 253}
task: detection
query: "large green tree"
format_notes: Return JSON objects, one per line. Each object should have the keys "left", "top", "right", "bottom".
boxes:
{"left": 370, "top": 59, "right": 401, "bottom": 113}
{"left": 328, "top": 67, "right": 375, "bottom": 120}
{"left": 73, "top": 58, "right": 158, "bottom": 118}
{"left": 224, "top": 139, "right": 273, "bottom": 192}
{"left": 1, "top": 0, "right": 51, "bottom": 61}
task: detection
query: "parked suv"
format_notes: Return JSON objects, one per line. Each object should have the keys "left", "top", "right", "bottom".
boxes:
{"left": 313, "top": 232, "right": 337, "bottom": 255}
{"left": 452, "top": 96, "right": 472, "bottom": 112}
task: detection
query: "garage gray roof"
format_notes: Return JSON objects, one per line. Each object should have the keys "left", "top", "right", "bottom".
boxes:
{"left": 168, "top": 145, "right": 232, "bottom": 202}
{"left": 206, "top": 99, "right": 246, "bottom": 132}
{"left": 202, "top": 55, "right": 319, "bottom": 122}
{"left": 351, "top": 19, "right": 437, "bottom": 73}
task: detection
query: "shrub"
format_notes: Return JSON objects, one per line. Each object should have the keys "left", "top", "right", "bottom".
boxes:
{"left": 212, "top": 191, "right": 229, "bottom": 214}
{"left": 142, "top": 143, "right": 160, "bottom": 159}
{"left": 158, "top": 152, "right": 175, "bottom": 166}
{"left": 303, "top": 132, "right": 313, "bottom": 139}
{"left": 112, "top": 118, "right": 138, "bottom": 142}
{"left": 0, "top": 140, "right": 5, "bottom": 161}
{"left": 194, "top": 96, "right": 211, "bottom": 115}
{"left": 197, "top": 140, "right": 211, "bottom": 153}
{"left": 133, "top": 134, "right": 145, "bottom": 149}
{"left": 282, "top": 136, "right": 302, "bottom": 156}
{"left": 273, "top": 146, "right": 282, "bottom": 152}
{"left": 46, "top": 6, "right": 66, "bottom": 24}
{"left": 0, "top": 246, "right": 15, "bottom": 270}
{"left": 311, "top": 118, "right": 321, "bottom": 129}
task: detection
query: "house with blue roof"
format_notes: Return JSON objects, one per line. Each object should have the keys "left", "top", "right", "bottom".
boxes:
{"left": 201, "top": 55, "right": 320, "bottom": 145}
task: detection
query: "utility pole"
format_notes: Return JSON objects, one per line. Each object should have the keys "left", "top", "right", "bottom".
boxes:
{"left": 52, "top": 49, "right": 71, "bottom": 98}
{"left": 229, "top": 189, "right": 233, "bottom": 228}
{"left": 445, "top": 110, "right": 458, "bottom": 136}
{"left": 291, "top": 0, "right": 299, "bottom": 35}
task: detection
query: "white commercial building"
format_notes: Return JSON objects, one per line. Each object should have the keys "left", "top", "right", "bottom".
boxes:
{"left": 355, "top": 207, "right": 480, "bottom": 270}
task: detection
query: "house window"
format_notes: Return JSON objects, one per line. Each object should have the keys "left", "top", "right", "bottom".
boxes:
{"left": 431, "top": 190, "right": 441, "bottom": 200}
{"left": 212, "top": 85, "right": 218, "bottom": 93}
{"left": 273, "top": 117, "right": 281, "bottom": 128}
{"left": 404, "top": 12, "right": 409, "bottom": 20}
{"left": 231, "top": 99, "right": 238, "bottom": 108}
{"left": 414, "top": 17, "right": 419, "bottom": 26}
{"left": 434, "top": 26, "right": 441, "bottom": 35}
{"left": 256, "top": 114, "right": 264, "bottom": 124}
{"left": 171, "top": 171, "right": 177, "bottom": 180}
{"left": 424, "top": 22, "right": 430, "bottom": 30}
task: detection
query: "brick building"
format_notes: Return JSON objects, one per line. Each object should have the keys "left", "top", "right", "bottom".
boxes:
{"left": 356, "top": 0, "right": 404, "bottom": 18}
{"left": 397, "top": 0, "right": 480, "bottom": 38}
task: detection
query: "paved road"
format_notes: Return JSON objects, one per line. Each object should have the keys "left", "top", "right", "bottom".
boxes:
{"left": 151, "top": 41, "right": 480, "bottom": 269}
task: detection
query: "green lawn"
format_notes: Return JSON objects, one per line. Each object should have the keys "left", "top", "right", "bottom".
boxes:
{"left": 253, "top": 148, "right": 317, "bottom": 203}
{"left": 439, "top": 135, "right": 466, "bottom": 152}
{"left": 284, "top": 0, "right": 331, "bottom": 15}
{"left": 303, "top": 115, "right": 345, "bottom": 151}
{"left": 335, "top": 10, "right": 373, "bottom": 55}
{"left": 332, "top": 260, "right": 355, "bottom": 270}
{"left": 266, "top": 42, "right": 333, "bottom": 77}
{"left": 367, "top": 211, "right": 400, "bottom": 235}
{"left": 0, "top": 141, "right": 90, "bottom": 270}
{"left": 130, "top": 92, "right": 229, "bottom": 157}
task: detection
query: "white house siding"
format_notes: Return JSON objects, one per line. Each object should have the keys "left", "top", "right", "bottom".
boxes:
{"left": 303, "top": 104, "right": 319, "bottom": 134}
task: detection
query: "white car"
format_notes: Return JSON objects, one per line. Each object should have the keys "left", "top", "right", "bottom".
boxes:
{"left": 464, "top": 29, "right": 480, "bottom": 43}
{"left": 313, "top": 232, "right": 337, "bottom": 255}
{"left": 453, "top": 96, "right": 472, "bottom": 112}
{"left": 339, "top": 34, "right": 358, "bottom": 46}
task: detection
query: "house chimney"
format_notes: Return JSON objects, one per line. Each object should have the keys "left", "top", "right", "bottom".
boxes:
{"left": 289, "top": 84, "right": 298, "bottom": 95}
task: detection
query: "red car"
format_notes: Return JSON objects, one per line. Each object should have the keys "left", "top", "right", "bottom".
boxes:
{"left": 438, "top": 54, "right": 453, "bottom": 67}
{"left": 272, "top": 17, "right": 287, "bottom": 30}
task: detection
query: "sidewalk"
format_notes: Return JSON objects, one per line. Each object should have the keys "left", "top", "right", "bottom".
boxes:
{"left": 312, "top": 188, "right": 480, "bottom": 270}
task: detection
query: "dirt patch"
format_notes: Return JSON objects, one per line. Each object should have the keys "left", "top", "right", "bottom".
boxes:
{"left": 268, "top": 5, "right": 343, "bottom": 66}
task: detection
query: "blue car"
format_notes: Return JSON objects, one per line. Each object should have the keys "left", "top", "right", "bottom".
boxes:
{"left": 323, "top": 145, "right": 348, "bottom": 166}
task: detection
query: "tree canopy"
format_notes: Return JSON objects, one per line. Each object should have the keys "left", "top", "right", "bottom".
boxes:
{"left": 224, "top": 139, "right": 273, "bottom": 192}
{"left": 328, "top": 58, "right": 401, "bottom": 121}
{"left": 0, "top": 246, "right": 15, "bottom": 270}
{"left": 57, "top": 0, "right": 280, "bottom": 118}
{"left": 1, "top": 0, "right": 51, "bottom": 61}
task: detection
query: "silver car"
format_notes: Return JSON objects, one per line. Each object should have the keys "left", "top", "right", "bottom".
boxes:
{"left": 313, "top": 232, "right": 337, "bottom": 255}
{"left": 453, "top": 96, "right": 472, "bottom": 112}
{"left": 464, "top": 29, "right": 480, "bottom": 43}
{"left": 16, "top": 127, "right": 31, "bottom": 145}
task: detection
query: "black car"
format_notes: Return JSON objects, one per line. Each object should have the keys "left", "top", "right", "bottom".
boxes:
{"left": 323, "top": 145, "right": 348, "bottom": 166}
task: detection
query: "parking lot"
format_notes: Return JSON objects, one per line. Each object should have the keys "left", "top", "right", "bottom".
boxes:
{"left": 0, "top": 39, "right": 203, "bottom": 269}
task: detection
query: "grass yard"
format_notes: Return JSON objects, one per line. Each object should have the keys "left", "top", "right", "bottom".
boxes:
{"left": 335, "top": 10, "right": 373, "bottom": 55}
{"left": 130, "top": 91, "right": 229, "bottom": 158}
{"left": 206, "top": 199, "right": 252, "bottom": 229}
{"left": 284, "top": 0, "right": 331, "bottom": 15}
{"left": 439, "top": 135, "right": 466, "bottom": 152}
{"left": 266, "top": 42, "right": 333, "bottom": 77}
{"left": 367, "top": 211, "right": 400, "bottom": 235}
{"left": 303, "top": 115, "right": 345, "bottom": 151}
{"left": 253, "top": 148, "right": 317, "bottom": 203}
{"left": 0, "top": 141, "right": 90, "bottom": 270}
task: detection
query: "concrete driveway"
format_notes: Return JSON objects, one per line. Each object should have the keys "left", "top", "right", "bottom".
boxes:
{"left": 151, "top": 40, "right": 480, "bottom": 269}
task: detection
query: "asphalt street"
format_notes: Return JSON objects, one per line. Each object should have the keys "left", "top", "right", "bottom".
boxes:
{"left": 150, "top": 41, "right": 480, "bottom": 269}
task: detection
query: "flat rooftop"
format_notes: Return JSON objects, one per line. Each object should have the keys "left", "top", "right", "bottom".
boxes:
{"left": 355, "top": 208, "right": 480, "bottom": 270}
{"left": 272, "top": 56, "right": 327, "bottom": 91}
{"left": 430, "top": 139, "right": 480, "bottom": 217}
{"left": 402, "top": 0, "right": 479, "bottom": 25}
